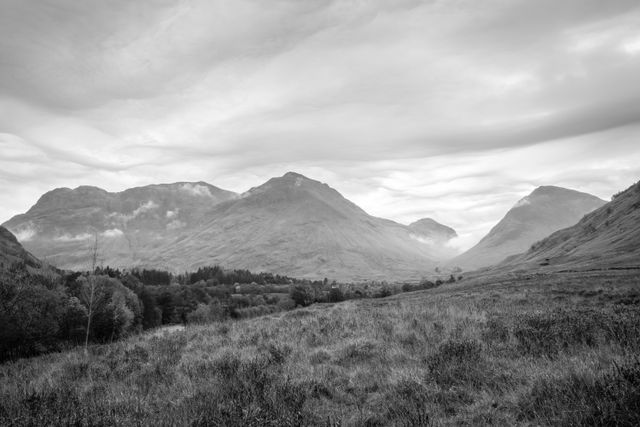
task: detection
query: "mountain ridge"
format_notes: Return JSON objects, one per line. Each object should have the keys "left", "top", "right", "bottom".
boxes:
{"left": 450, "top": 185, "right": 606, "bottom": 270}
{"left": 500, "top": 180, "right": 640, "bottom": 270}
{"left": 3, "top": 173, "right": 453, "bottom": 280}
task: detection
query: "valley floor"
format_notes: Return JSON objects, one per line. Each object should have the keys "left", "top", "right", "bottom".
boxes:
{"left": 1, "top": 270, "right": 639, "bottom": 426}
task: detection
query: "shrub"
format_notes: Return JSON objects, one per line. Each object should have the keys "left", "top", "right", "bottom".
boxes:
{"left": 182, "top": 352, "right": 310, "bottom": 425}
{"left": 482, "top": 317, "right": 509, "bottom": 344}
{"left": 384, "top": 380, "right": 432, "bottom": 425}
{"left": 518, "top": 358, "right": 640, "bottom": 426}
{"left": 427, "top": 339, "right": 485, "bottom": 388}
{"left": 513, "top": 307, "right": 640, "bottom": 358}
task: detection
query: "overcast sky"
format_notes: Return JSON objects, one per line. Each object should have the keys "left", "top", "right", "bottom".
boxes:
{"left": 1, "top": 0, "right": 640, "bottom": 251}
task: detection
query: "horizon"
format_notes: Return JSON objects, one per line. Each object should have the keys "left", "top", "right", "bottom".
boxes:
{"left": 2, "top": 0, "right": 640, "bottom": 250}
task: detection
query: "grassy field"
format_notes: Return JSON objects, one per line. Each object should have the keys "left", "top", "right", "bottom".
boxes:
{"left": 1, "top": 270, "right": 639, "bottom": 426}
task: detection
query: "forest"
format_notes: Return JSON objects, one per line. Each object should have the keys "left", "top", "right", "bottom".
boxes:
{"left": 0, "top": 262, "right": 445, "bottom": 362}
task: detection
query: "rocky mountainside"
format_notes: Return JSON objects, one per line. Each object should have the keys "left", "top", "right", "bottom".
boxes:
{"left": 450, "top": 186, "right": 606, "bottom": 270}
{"left": 3, "top": 173, "right": 453, "bottom": 280}
{"left": 0, "top": 226, "right": 41, "bottom": 269}
{"left": 501, "top": 180, "right": 640, "bottom": 270}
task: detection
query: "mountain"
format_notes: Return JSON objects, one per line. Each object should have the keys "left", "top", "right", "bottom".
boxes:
{"left": 450, "top": 186, "right": 606, "bottom": 270}
{"left": 0, "top": 226, "right": 41, "bottom": 269}
{"left": 501, "top": 180, "right": 640, "bottom": 270}
{"left": 151, "top": 172, "right": 442, "bottom": 280}
{"left": 3, "top": 182, "right": 238, "bottom": 271}
{"left": 408, "top": 218, "right": 457, "bottom": 243}
{"left": 3, "top": 173, "right": 449, "bottom": 280}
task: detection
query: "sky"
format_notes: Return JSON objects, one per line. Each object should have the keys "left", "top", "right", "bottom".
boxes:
{"left": 1, "top": 0, "right": 640, "bottom": 251}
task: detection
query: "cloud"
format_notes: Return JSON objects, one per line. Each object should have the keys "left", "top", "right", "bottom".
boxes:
{"left": 102, "top": 228, "right": 124, "bottom": 238}
{"left": 167, "top": 220, "right": 186, "bottom": 230}
{"left": 11, "top": 225, "right": 37, "bottom": 242}
{"left": 514, "top": 197, "right": 532, "bottom": 208}
{"left": 54, "top": 233, "right": 93, "bottom": 242}
{"left": 180, "top": 184, "right": 212, "bottom": 197}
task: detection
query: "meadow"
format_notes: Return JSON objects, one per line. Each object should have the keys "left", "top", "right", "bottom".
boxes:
{"left": 1, "top": 270, "right": 639, "bottom": 426}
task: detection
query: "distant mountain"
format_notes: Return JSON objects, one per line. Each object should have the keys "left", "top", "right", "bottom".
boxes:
{"left": 153, "top": 172, "right": 443, "bottom": 280}
{"left": 3, "top": 182, "right": 238, "bottom": 271}
{"left": 408, "top": 218, "right": 457, "bottom": 243}
{"left": 501, "top": 180, "right": 640, "bottom": 270}
{"left": 0, "top": 226, "right": 41, "bottom": 269}
{"left": 3, "top": 173, "right": 450, "bottom": 280}
{"left": 450, "top": 186, "right": 606, "bottom": 270}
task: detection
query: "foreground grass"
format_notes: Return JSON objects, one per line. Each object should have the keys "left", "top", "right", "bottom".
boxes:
{"left": 1, "top": 271, "right": 639, "bottom": 426}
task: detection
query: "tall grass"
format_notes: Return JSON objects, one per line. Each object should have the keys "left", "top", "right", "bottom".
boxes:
{"left": 1, "top": 271, "right": 639, "bottom": 426}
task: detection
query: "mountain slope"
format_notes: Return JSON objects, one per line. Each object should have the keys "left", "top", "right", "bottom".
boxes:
{"left": 3, "top": 173, "right": 448, "bottom": 280}
{"left": 0, "top": 226, "right": 41, "bottom": 269}
{"left": 154, "top": 172, "right": 441, "bottom": 280}
{"left": 502, "top": 180, "right": 640, "bottom": 270}
{"left": 450, "top": 186, "right": 606, "bottom": 270}
{"left": 3, "top": 182, "right": 238, "bottom": 270}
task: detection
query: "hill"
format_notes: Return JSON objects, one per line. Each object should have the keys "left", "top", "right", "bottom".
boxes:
{"left": 3, "top": 173, "right": 450, "bottom": 280}
{"left": 450, "top": 186, "right": 606, "bottom": 270}
{"left": 0, "top": 226, "right": 42, "bottom": 269}
{"left": 502, "top": 180, "right": 640, "bottom": 270}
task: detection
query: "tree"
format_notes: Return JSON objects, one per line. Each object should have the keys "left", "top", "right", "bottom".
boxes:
{"left": 328, "top": 286, "right": 344, "bottom": 303}
{"left": 289, "top": 284, "right": 314, "bottom": 307}
{"left": 81, "top": 234, "right": 100, "bottom": 354}
{"left": 0, "top": 263, "right": 65, "bottom": 361}
{"left": 140, "top": 288, "right": 162, "bottom": 329}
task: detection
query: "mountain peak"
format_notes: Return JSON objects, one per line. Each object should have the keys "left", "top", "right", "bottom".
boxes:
{"left": 503, "top": 180, "right": 640, "bottom": 269}
{"left": 450, "top": 185, "right": 606, "bottom": 270}
{"left": 528, "top": 185, "right": 598, "bottom": 199}
{"left": 282, "top": 171, "right": 307, "bottom": 179}
{"left": 408, "top": 218, "right": 457, "bottom": 241}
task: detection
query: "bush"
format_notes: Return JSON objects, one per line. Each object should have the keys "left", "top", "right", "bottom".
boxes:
{"left": 182, "top": 351, "right": 310, "bottom": 425}
{"left": 518, "top": 358, "right": 640, "bottom": 426}
{"left": 513, "top": 307, "right": 640, "bottom": 358}
{"left": 427, "top": 339, "right": 485, "bottom": 388}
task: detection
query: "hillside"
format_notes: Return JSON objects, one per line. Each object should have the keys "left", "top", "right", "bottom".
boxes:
{"left": 155, "top": 172, "right": 443, "bottom": 280}
{"left": 2, "top": 270, "right": 638, "bottom": 425}
{"left": 450, "top": 186, "right": 606, "bottom": 270}
{"left": 3, "top": 173, "right": 450, "bottom": 280}
{"left": 0, "top": 226, "right": 41, "bottom": 268}
{"left": 502, "top": 180, "right": 640, "bottom": 270}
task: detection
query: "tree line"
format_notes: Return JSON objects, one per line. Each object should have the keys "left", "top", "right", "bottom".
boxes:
{"left": 1, "top": 260, "right": 452, "bottom": 362}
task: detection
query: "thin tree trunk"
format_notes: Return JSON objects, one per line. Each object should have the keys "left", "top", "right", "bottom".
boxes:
{"left": 84, "top": 234, "right": 99, "bottom": 356}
